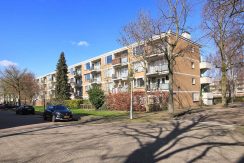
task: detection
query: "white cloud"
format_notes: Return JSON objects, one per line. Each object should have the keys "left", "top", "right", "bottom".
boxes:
{"left": 77, "top": 41, "right": 89, "bottom": 46}
{"left": 0, "top": 60, "right": 17, "bottom": 67}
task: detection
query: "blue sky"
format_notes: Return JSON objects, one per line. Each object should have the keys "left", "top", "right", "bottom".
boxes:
{"left": 0, "top": 0, "right": 207, "bottom": 77}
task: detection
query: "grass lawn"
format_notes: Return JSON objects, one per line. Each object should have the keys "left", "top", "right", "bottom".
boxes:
{"left": 34, "top": 106, "right": 127, "bottom": 118}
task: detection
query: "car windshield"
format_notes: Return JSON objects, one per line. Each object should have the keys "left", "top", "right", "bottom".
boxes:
{"left": 53, "top": 105, "right": 69, "bottom": 111}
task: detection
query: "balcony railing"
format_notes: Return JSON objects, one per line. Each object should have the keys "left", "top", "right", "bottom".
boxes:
{"left": 147, "top": 83, "right": 169, "bottom": 91}
{"left": 91, "top": 66, "right": 101, "bottom": 72}
{"left": 112, "top": 74, "right": 128, "bottom": 80}
{"left": 202, "top": 92, "right": 213, "bottom": 99}
{"left": 200, "top": 77, "right": 212, "bottom": 84}
{"left": 91, "top": 78, "right": 101, "bottom": 84}
{"left": 200, "top": 62, "right": 211, "bottom": 69}
{"left": 147, "top": 65, "right": 169, "bottom": 76}
{"left": 112, "top": 57, "right": 128, "bottom": 66}
{"left": 74, "top": 72, "right": 82, "bottom": 78}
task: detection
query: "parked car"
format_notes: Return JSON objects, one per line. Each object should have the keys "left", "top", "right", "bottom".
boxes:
{"left": 16, "top": 105, "right": 35, "bottom": 115}
{"left": 43, "top": 105, "right": 73, "bottom": 122}
{"left": 0, "top": 103, "right": 18, "bottom": 110}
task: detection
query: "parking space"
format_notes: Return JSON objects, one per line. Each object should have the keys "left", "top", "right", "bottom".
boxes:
{"left": 0, "top": 110, "right": 46, "bottom": 129}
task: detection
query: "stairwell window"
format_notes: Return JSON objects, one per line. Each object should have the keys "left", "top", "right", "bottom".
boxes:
{"left": 85, "top": 74, "right": 90, "bottom": 81}
{"left": 192, "top": 78, "right": 196, "bottom": 85}
{"left": 191, "top": 62, "right": 195, "bottom": 69}
{"left": 106, "top": 55, "right": 112, "bottom": 64}
{"left": 192, "top": 92, "right": 199, "bottom": 102}
{"left": 85, "top": 63, "right": 90, "bottom": 70}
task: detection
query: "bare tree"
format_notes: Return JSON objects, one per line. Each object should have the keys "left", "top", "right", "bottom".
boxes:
{"left": 120, "top": 0, "right": 193, "bottom": 113}
{"left": 202, "top": 0, "right": 243, "bottom": 106}
{"left": 119, "top": 12, "right": 156, "bottom": 112}
{"left": 0, "top": 66, "right": 27, "bottom": 105}
{"left": 154, "top": 0, "right": 193, "bottom": 113}
{"left": 213, "top": 0, "right": 244, "bottom": 17}
{"left": 22, "top": 72, "right": 40, "bottom": 104}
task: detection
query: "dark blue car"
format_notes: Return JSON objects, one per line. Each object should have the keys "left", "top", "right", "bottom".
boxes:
{"left": 43, "top": 105, "right": 73, "bottom": 122}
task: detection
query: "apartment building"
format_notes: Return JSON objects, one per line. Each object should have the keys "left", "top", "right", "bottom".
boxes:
{"left": 210, "top": 78, "right": 244, "bottom": 98}
{"left": 36, "top": 32, "right": 213, "bottom": 108}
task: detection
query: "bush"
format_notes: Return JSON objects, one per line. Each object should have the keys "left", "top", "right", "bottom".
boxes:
{"left": 82, "top": 99, "right": 91, "bottom": 104}
{"left": 64, "top": 99, "right": 82, "bottom": 109}
{"left": 106, "top": 91, "right": 168, "bottom": 112}
{"left": 87, "top": 84, "right": 105, "bottom": 109}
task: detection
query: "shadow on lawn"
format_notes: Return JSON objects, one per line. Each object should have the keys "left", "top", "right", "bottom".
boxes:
{"left": 102, "top": 114, "right": 244, "bottom": 163}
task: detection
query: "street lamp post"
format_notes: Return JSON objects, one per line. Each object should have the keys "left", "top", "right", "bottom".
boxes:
{"left": 43, "top": 94, "right": 46, "bottom": 113}
{"left": 129, "top": 77, "right": 134, "bottom": 120}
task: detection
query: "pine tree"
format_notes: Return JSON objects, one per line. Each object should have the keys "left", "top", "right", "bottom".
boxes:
{"left": 55, "top": 52, "right": 70, "bottom": 100}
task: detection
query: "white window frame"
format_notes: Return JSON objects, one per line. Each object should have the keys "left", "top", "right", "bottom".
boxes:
{"left": 192, "top": 78, "right": 196, "bottom": 85}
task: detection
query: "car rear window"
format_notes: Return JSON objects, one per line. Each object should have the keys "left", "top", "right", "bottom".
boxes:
{"left": 24, "top": 106, "right": 33, "bottom": 109}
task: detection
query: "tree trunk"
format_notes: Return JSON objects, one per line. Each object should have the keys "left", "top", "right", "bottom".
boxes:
{"left": 144, "top": 66, "right": 149, "bottom": 112}
{"left": 168, "top": 63, "right": 174, "bottom": 114}
{"left": 221, "top": 63, "right": 227, "bottom": 107}
{"left": 18, "top": 90, "right": 21, "bottom": 106}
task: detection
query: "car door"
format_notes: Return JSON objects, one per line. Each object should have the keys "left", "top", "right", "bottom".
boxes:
{"left": 46, "top": 106, "right": 54, "bottom": 118}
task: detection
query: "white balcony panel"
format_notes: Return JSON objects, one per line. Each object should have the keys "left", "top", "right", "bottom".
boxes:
{"left": 200, "top": 62, "right": 211, "bottom": 70}
{"left": 202, "top": 92, "right": 213, "bottom": 99}
{"left": 200, "top": 77, "right": 212, "bottom": 84}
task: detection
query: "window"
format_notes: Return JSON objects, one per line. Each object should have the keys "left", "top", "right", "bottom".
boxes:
{"left": 85, "top": 63, "right": 90, "bottom": 70}
{"left": 133, "top": 45, "right": 144, "bottom": 55}
{"left": 85, "top": 74, "right": 90, "bottom": 81}
{"left": 166, "top": 75, "right": 169, "bottom": 80}
{"left": 191, "top": 62, "right": 195, "bottom": 69}
{"left": 192, "top": 92, "right": 200, "bottom": 102}
{"left": 106, "top": 55, "right": 112, "bottom": 64}
{"left": 134, "top": 78, "right": 144, "bottom": 87}
{"left": 192, "top": 78, "right": 196, "bottom": 85}
{"left": 192, "top": 47, "right": 195, "bottom": 53}
{"left": 133, "top": 61, "right": 144, "bottom": 72}
{"left": 162, "top": 78, "right": 165, "bottom": 84}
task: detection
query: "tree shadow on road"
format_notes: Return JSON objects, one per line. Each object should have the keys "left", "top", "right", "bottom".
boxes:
{"left": 109, "top": 115, "right": 244, "bottom": 163}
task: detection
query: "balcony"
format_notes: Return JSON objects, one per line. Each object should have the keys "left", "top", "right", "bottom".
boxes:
{"left": 74, "top": 72, "right": 82, "bottom": 78}
{"left": 112, "top": 58, "right": 128, "bottom": 67}
{"left": 200, "top": 62, "right": 211, "bottom": 73}
{"left": 202, "top": 92, "right": 213, "bottom": 105}
{"left": 146, "top": 51, "right": 164, "bottom": 59}
{"left": 146, "top": 65, "right": 169, "bottom": 76}
{"left": 91, "top": 78, "right": 101, "bottom": 84}
{"left": 202, "top": 92, "right": 213, "bottom": 99}
{"left": 112, "top": 74, "right": 128, "bottom": 81}
{"left": 91, "top": 66, "right": 101, "bottom": 73}
{"left": 147, "top": 83, "right": 169, "bottom": 91}
{"left": 200, "top": 77, "right": 212, "bottom": 84}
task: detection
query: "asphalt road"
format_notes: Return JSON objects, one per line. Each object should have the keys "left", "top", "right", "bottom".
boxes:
{"left": 0, "top": 110, "right": 46, "bottom": 129}
{"left": 0, "top": 106, "right": 243, "bottom": 163}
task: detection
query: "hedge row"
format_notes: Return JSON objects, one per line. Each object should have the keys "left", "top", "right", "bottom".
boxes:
{"left": 106, "top": 91, "right": 168, "bottom": 111}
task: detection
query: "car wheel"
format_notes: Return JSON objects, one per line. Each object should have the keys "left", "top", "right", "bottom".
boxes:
{"left": 32, "top": 111, "right": 35, "bottom": 115}
{"left": 52, "top": 115, "right": 56, "bottom": 122}
{"left": 16, "top": 111, "right": 18, "bottom": 114}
